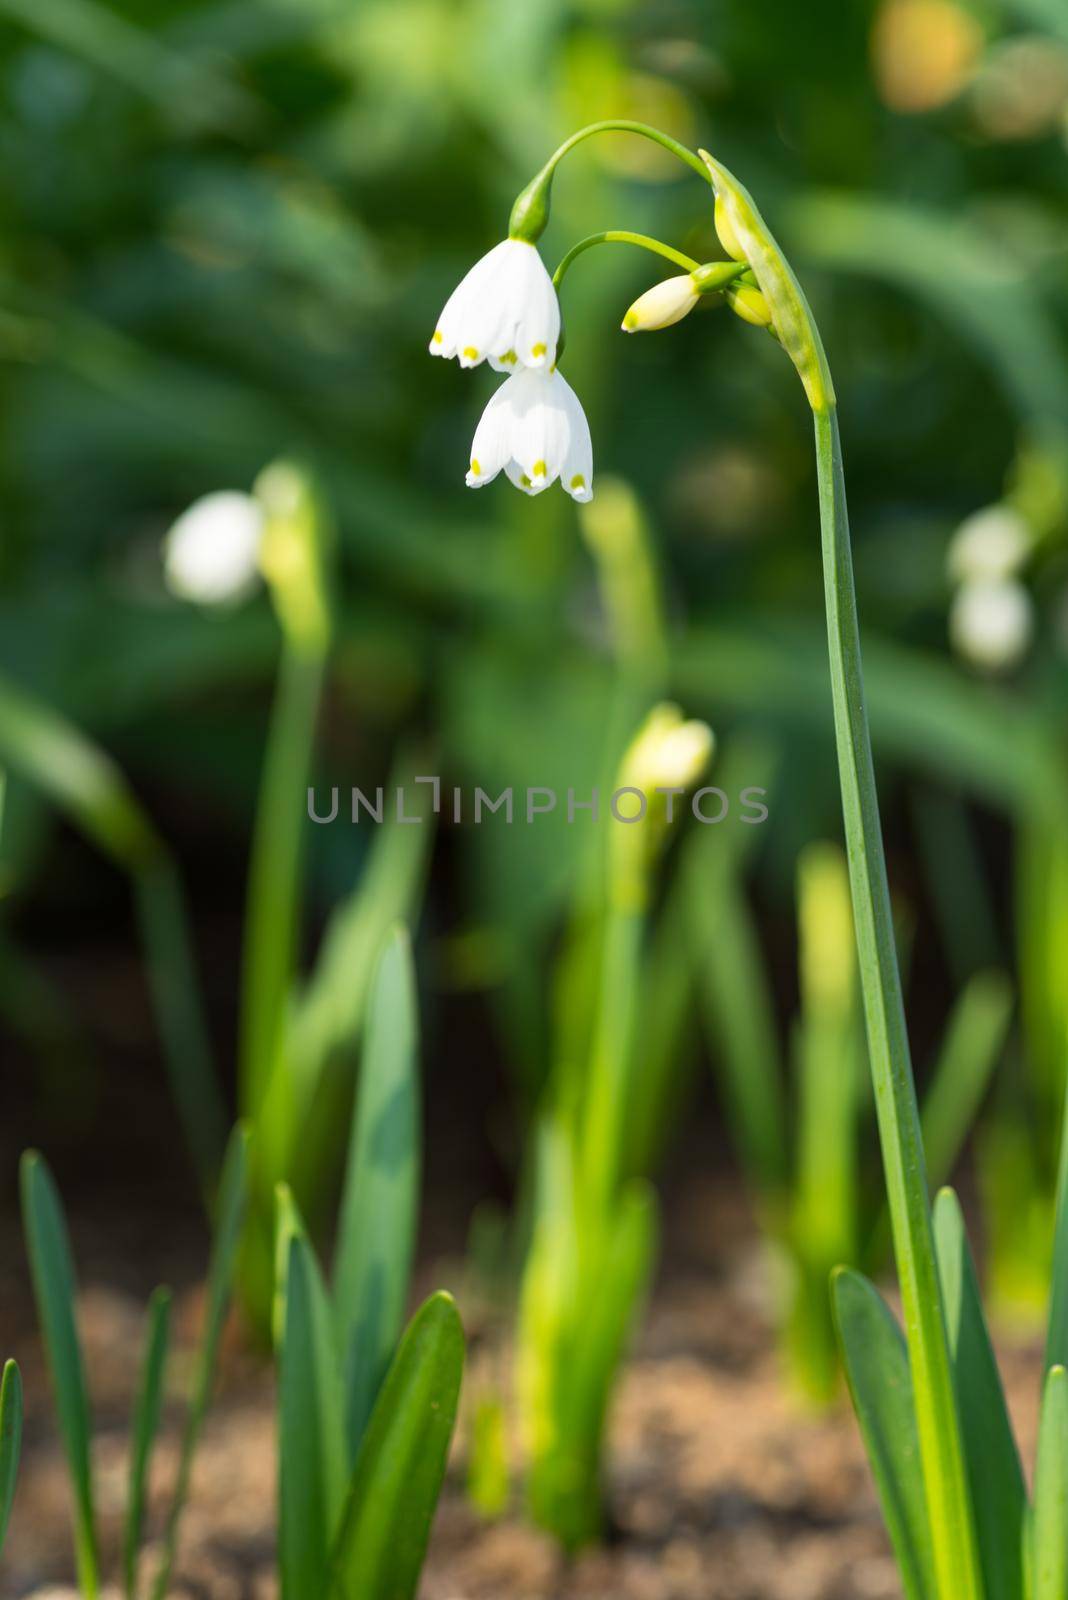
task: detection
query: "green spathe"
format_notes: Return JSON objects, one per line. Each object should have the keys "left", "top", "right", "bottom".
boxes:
{"left": 698, "top": 148, "right": 835, "bottom": 414}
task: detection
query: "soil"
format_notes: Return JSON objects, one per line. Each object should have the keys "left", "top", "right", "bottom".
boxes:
{"left": 0, "top": 1170, "right": 1045, "bottom": 1600}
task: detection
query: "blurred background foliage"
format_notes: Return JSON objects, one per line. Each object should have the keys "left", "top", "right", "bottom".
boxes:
{"left": 2, "top": 0, "right": 1068, "bottom": 1301}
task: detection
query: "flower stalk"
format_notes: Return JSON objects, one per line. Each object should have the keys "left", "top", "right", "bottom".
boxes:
{"left": 434, "top": 121, "right": 986, "bottom": 1587}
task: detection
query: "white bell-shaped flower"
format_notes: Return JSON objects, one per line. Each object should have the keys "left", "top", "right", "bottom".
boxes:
{"left": 164, "top": 490, "right": 264, "bottom": 605}
{"left": 465, "top": 367, "right": 593, "bottom": 502}
{"left": 430, "top": 239, "right": 560, "bottom": 372}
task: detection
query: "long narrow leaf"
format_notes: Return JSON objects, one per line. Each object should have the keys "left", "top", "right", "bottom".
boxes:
{"left": 832, "top": 1268, "right": 935, "bottom": 1600}
{"left": 921, "top": 973, "right": 1013, "bottom": 1189}
{"left": 1046, "top": 1048, "right": 1068, "bottom": 1373}
{"left": 0, "top": 1359, "right": 22, "bottom": 1558}
{"left": 277, "top": 1214, "right": 347, "bottom": 1600}
{"left": 149, "top": 1125, "right": 249, "bottom": 1600}
{"left": 933, "top": 1188, "right": 1026, "bottom": 1600}
{"left": 20, "top": 1151, "right": 100, "bottom": 1598}
{"left": 333, "top": 925, "right": 420, "bottom": 1460}
{"left": 688, "top": 849, "right": 786, "bottom": 1197}
{"left": 1033, "top": 1365, "right": 1068, "bottom": 1600}
{"left": 124, "top": 1287, "right": 172, "bottom": 1600}
{"left": 329, "top": 1292, "right": 464, "bottom": 1600}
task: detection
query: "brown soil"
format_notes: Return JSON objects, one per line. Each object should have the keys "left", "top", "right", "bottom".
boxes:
{"left": 1, "top": 1174, "right": 1044, "bottom": 1600}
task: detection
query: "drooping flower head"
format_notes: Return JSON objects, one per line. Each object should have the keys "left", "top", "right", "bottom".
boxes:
{"left": 465, "top": 366, "right": 592, "bottom": 502}
{"left": 430, "top": 239, "right": 560, "bottom": 373}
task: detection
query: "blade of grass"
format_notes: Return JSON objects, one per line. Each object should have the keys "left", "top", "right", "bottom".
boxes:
{"left": 920, "top": 970, "right": 1013, "bottom": 1186}
{"left": 0, "top": 1359, "right": 22, "bottom": 1558}
{"left": 933, "top": 1188, "right": 1026, "bottom": 1600}
{"left": 332, "top": 925, "right": 420, "bottom": 1461}
{"left": 149, "top": 1124, "right": 249, "bottom": 1600}
{"left": 277, "top": 1214, "right": 346, "bottom": 1600}
{"left": 789, "top": 844, "right": 863, "bottom": 1402}
{"left": 132, "top": 858, "right": 228, "bottom": 1201}
{"left": 560, "top": 1182, "right": 656, "bottom": 1551}
{"left": 20, "top": 1151, "right": 100, "bottom": 1598}
{"left": 238, "top": 645, "right": 325, "bottom": 1119}
{"left": 831, "top": 1269, "right": 936, "bottom": 1600}
{"left": 1043, "top": 1038, "right": 1068, "bottom": 1373}
{"left": 328, "top": 1291, "right": 465, "bottom": 1600}
{"left": 1033, "top": 1365, "right": 1068, "bottom": 1600}
{"left": 124, "top": 1287, "right": 172, "bottom": 1600}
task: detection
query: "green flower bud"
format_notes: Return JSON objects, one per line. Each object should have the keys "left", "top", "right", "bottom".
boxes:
{"left": 508, "top": 162, "right": 554, "bottom": 243}
{"left": 691, "top": 260, "right": 750, "bottom": 294}
{"left": 726, "top": 283, "right": 774, "bottom": 328}
{"left": 254, "top": 460, "right": 331, "bottom": 653}
{"left": 714, "top": 193, "right": 748, "bottom": 263}
{"left": 700, "top": 148, "right": 835, "bottom": 412}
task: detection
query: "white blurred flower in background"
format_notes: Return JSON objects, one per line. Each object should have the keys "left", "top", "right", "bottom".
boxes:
{"left": 947, "top": 503, "right": 1031, "bottom": 585}
{"left": 164, "top": 490, "right": 265, "bottom": 606}
{"left": 949, "top": 578, "right": 1033, "bottom": 670}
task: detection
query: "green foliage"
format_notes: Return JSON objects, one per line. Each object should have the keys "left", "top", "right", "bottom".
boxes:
{"left": 20, "top": 1151, "right": 100, "bottom": 1597}
{"left": 0, "top": 1360, "right": 22, "bottom": 1563}
{"left": 271, "top": 927, "right": 463, "bottom": 1600}
{"left": 124, "top": 1288, "right": 172, "bottom": 1600}
{"left": 19, "top": 1127, "right": 249, "bottom": 1600}
{"left": 692, "top": 830, "right": 1011, "bottom": 1405}
{"left": 329, "top": 1293, "right": 464, "bottom": 1600}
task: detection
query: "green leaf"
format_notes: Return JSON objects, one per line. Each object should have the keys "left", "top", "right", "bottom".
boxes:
{"left": 149, "top": 1124, "right": 249, "bottom": 1600}
{"left": 277, "top": 1217, "right": 347, "bottom": 1600}
{"left": 832, "top": 1269, "right": 935, "bottom": 1600}
{"left": 933, "top": 1188, "right": 1026, "bottom": 1600}
{"left": 333, "top": 925, "right": 420, "bottom": 1460}
{"left": 0, "top": 1359, "right": 22, "bottom": 1559}
{"left": 20, "top": 1151, "right": 100, "bottom": 1598}
{"left": 239, "top": 646, "right": 326, "bottom": 1121}
{"left": 921, "top": 973, "right": 1013, "bottom": 1189}
{"left": 1033, "top": 1365, "right": 1068, "bottom": 1600}
{"left": 329, "top": 1291, "right": 464, "bottom": 1600}
{"left": 124, "top": 1287, "right": 172, "bottom": 1600}
{"left": 560, "top": 1182, "right": 656, "bottom": 1547}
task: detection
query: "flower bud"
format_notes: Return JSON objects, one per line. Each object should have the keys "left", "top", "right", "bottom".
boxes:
{"left": 508, "top": 162, "right": 554, "bottom": 244}
{"left": 726, "top": 283, "right": 774, "bottom": 328}
{"left": 254, "top": 460, "right": 332, "bottom": 652}
{"left": 621, "top": 274, "right": 699, "bottom": 333}
{"left": 714, "top": 193, "right": 748, "bottom": 263}
{"left": 164, "top": 491, "right": 264, "bottom": 606}
{"left": 621, "top": 703, "right": 713, "bottom": 794}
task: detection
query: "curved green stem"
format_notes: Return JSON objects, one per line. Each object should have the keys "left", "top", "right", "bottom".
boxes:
{"left": 542, "top": 120, "right": 709, "bottom": 182}
{"left": 552, "top": 231, "right": 699, "bottom": 290}
{"left": 509, "top": 121, "right": 709, "bottom": 241}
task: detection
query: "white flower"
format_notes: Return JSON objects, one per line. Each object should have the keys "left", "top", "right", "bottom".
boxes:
{"left": 622, "top": 274, "right": 699, "bottom": 333}
{"left": 164, "top": 490, "right": 264, "bottom": 605}
{"left": 465, "top": 367, "right": 593, "bottom": 502}
{"left": 947, "top": 504, "right": 1031, "bottom": 585}
{"left": 430, "top": 239, "right": 560, "bottom": 373}
{"left": 950, "top": 578, "right": 1032, "bottom": 670}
